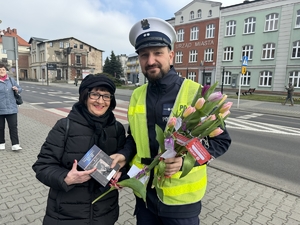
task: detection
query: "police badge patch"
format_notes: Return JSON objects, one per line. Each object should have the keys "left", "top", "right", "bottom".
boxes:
{"left": 141, "top": 19, "right": 150, "bottom": 30}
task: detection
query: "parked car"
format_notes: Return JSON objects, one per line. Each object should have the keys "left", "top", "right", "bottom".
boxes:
{"left": 127, "top": 81, "right": 132, "bottom": 84}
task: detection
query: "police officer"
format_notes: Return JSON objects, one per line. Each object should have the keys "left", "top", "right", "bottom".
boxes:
{"left": 115, "top": 17, "right": 231, "bottom": 225}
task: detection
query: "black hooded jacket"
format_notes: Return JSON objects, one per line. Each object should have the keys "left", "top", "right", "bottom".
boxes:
{"left": 32, "top": 103, "right": 126, "bottom": 225}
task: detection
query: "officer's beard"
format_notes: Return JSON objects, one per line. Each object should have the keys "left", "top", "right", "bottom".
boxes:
{"left": 144, "top": 64, "right": 168, "bottom": 83}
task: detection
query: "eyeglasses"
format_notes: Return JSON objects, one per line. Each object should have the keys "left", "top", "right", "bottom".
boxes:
{"left": 88, "top": 92, "right": 113, "bottom": 101}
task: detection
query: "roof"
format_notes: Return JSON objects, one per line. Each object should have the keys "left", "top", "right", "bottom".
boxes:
{"left": 28, "top": 36, "right": 104, "bottom": 52}
{"left": 0, "top": 27, "right": 30, "bottom": 47}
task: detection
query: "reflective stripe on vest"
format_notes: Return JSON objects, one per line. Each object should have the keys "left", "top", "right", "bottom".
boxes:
{"left": 128, "top": 79, "right": 208, "bottom": 205}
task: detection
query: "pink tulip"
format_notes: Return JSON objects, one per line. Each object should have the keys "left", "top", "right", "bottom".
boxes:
{"left": 195, "top": 97, "right": 205, "bottom": 110}
{"left": 182, "top": 106, "right": 196, "bottom": 118}
{"left": 219, "top": 102, "right": 233, "bottom": 113}
{"left": 206, "top": 114, "right": 216, "bottom": 121}
{"left": 207, "top": 92, "right": 223, "bottom": 102}
{"left": 219, "top": 110, "right": 230, "bottom": 119}
{"left": 209, "top": 127, "right": 224, "bottom": 137}
{"left": 167, "top": 117, "right": 177, "bottom": 129}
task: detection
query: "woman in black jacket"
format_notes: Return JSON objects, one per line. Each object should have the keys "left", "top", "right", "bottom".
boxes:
{"left": 32, "top": 74, "right": 126, "bottom": 225}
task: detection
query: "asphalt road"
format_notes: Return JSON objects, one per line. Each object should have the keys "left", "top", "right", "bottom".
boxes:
{"left": 20, "top": 81, "right": 300, "bottom": 197}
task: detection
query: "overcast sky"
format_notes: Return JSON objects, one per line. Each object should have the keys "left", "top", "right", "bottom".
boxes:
{"left": 1, "top": 0, "right": 241, "bottom": 61}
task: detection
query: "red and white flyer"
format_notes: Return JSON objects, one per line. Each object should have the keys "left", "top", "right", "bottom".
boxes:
{"left": 185, "top": 138, "right": 212, "bottom": 165}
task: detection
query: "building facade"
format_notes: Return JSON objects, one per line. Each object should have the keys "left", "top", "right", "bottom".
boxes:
{"left": 126, "top": 53, "right": 146, "bottom": 85}
{"left": 172, "top": 0, "right": 222, "bottom": 86}
{"left": 216, "top": 0, "right": 300, "bottom": 93}
{"left": 28, "top": 37, "right": 103, "bottom": 83}
{"left": 0, "top": 27, "right": 30, "bottom": 80}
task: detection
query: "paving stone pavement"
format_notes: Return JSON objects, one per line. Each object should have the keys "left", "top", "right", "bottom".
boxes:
{"left": 0, "top": 86, "right": 300, "bottom": 224}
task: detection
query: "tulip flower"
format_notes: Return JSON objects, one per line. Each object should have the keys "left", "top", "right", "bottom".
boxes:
{"left": 167, "top": 117, "right": 177, "bottom": 129}
{"left": 206, "top": 114, "right": 216, "bottom": 121}
{"left": 218, "top": 94, "right": 228, "bottom": 106}
{"left": 219, "top": 102, "right": 233, "bottom": 113}
{"left": 195, "top": 97, "right": 205, "bottom": 110}
{"left": 219, "top": 110, "right": 230, "bottom": 119}
{"left": 182, "top": 106, "right": 196, "bottom": 118}
{"left": 201, "top": 85, "right": 210, "bottom": 97}
{"left": 207, "top": 91, "right": 223, "bottom": 102}
{"left": 209, "top": 127, "right": 224, "bottom": 137}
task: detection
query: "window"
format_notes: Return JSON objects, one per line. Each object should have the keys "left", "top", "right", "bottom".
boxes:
{"left": 175, "top": 51, "right": 183, "bottom": 63}
{"left": 49, "top": 42, "right": 53, "bottom": 47}
{"left": 189, "top": 50, "right": 198, "bottom": 62}
{"left": 208, "top": 10, "right": 212, "bottom": 17}
{"left": 223, "top": 47, "right": 234, "bottom": 61}
{"left": 190, "top": 11, "right": 194, "bottom": 20}
{"left": 205, "top": 48, "right": 214, "bottom": 62}
{"left": 197, "top": 9, "right": 202, "bottom": 18}
{"left": 289, "top": 71, "right": 300, "bottom": 88}
{"left": 65, "top": 42, "right": 70, "bottom": 48}
{"left": 259, "top": 71, "right": 272, "bottom": 86}
{"left": 225, "top": 20, "right": 236, "bottom": 36}
{"left": 76, "top": 55, "right": 81, "bottom": 64}
{"left": 190, "top": 27, "right": 199, "bottom": 40}
{"left": 262, "top": 43, "right": 275, "bottom": 59}
{"left": 224, "top": 71, "right": 232, "bottom": 85}
{"left": 59, "top": 42, "right": 64, "bottom": 48}
{"left": 242, "top": 45, "right": 253, "bottom": 60}
{"left": 244, "top": 17, "right": 256, "bottom": 34}
{"left": 76, "top": 70, "right": 81, "bottom": 77}
{"left": 241, "top": 71, "right": 251, "bottom": 86}
{"left": 180, "top": 16, "right": 184, "bottom": 23}
{"left": 292, "top": 40, "right": 300, "bottom": 58}
{"left": 296, "top": 10, "right": 300, "bottom": 27}
{"left": 206, "top": 24, "right": 215, "bottom": 38}
{"left": 188, "top": 72, "right": 196, "bottom": 81}
{"left": 177, "top": 29, "right": 184, "bottom": 42}
{"left": 80, "top": 44, "right": 83, "bottom": 49}
{"left": 265, "top": 13, "right": 279, "bottom": 31}
{"left": 74, "top": 44, "right": 78, "bottom": 48}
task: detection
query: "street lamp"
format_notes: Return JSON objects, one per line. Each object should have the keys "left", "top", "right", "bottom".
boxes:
{"left": 200, "top": 60, "right": 205, "bottom": 85}
{"left": 221, "top": 67, "right": 225, "bottom": 94}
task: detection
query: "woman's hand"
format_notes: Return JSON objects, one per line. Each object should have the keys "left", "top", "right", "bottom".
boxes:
{"left": 12, "top": 86, "right": 18, "bottom": 92}
{"left": 64, "top": 159, "right": 96, "bottom": 185}
{"left": 110, "top": 153, "right": 126, "bottom": 168}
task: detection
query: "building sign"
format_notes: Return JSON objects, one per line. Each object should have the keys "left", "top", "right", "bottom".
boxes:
{"left": 47, "top": 63, "right": 57, "bottom": 70}
{"left": 176, "top": 40, "right": 214, "bottom": 49}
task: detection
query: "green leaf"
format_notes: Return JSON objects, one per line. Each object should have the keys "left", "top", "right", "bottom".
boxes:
{"left": 191, "top": 85, "right": 203, "bottom": 106}
{"left": 155, "top": 124, "right": 165, "bottom": 152}
{"left": 118, "top": 178, "right": 147, "bottom": 202}
{"left": 180, "top": 152, "right": 196, "bottom": 178}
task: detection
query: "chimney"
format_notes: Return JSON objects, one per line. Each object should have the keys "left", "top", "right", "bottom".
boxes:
{"left": 12, "top": 28, "right": 17, "bottom": 34}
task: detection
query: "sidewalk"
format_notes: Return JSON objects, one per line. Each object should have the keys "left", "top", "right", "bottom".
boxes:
{"left": 0, "top": 82, "right": 299, "bottom": 224}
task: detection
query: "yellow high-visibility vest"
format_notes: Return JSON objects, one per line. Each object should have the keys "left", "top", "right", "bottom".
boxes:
{"left": 128, "top": 79, "right": 207, "bottom": 205}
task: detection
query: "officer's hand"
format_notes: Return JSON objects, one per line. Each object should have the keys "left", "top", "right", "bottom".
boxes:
{"left": 110, "top": 153, "right": 126, "bottom": 169}
{"left": 64, "top": 159, "right": 96, "bottom": 185}
{"left": 163, "top": 157, "right": 183, "bottom": 177}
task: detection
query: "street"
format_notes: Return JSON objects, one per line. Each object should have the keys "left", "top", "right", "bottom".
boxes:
{"left": 20, "top": 81, "right": 300, "bottom": 197}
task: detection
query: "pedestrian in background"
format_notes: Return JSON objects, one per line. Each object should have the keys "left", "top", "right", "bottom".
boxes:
{"left": 282, "top": 82, "right": 294, "bottom": 106}
{"left": 113, "top": 17, "right": 232, "bottom": 225}
{"left": 0, "top": 63, "right": 23, "bottom": 151}
{"left": 32, "top": 74, "right": 127, "bottom": 225}
{"left": 74, "top": 76, "right": 78, "bottom": 86}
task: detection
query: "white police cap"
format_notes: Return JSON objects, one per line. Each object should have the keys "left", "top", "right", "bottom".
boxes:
{"left": 129, "top": 17, "right": 176, "bottom": 52}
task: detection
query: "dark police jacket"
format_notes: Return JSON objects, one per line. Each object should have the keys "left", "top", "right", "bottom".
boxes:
{"left": 32, "top": 103, "right": 126, "bottom": 225}
{"left": 119, "top": 67, "right": 232, "bottom": 219}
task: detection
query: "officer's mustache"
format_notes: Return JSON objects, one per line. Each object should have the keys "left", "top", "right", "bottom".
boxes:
{"left": 146, "top": 64, "right": 160, "bottom": 70}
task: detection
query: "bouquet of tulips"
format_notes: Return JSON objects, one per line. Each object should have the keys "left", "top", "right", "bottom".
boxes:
{"left": 92, "top": 81, "right": 232, "bottom": 204}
